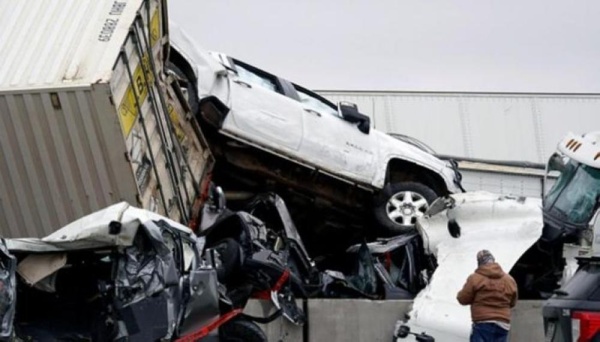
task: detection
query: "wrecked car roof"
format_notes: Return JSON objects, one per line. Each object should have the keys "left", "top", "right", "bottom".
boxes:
{"left": 402, "top": 191, "right": 543, "bottom": 341}
{"left": 346, "top": 233, "right": 418, "bottom": 254}
{"left": 7, "top": 202, "right": 194, "bottom": 252}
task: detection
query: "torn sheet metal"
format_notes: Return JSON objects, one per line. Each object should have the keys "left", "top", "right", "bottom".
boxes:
{"left": 401, "top": 192, "right": 543, "bottom": 341}
{"left": 17, "top": 253, "right": 66, "bottom": 286}
{"left": 346, "top": 234, "right": 417, "bottom": 254}
{"left": 115, "top": 220, "right": 179, "bottom": 304}
{"left": 0, "top": 240, "right": 16, "bottom": 340}
{"left": 7, "top": 202, "right": 193, "bottom": 252}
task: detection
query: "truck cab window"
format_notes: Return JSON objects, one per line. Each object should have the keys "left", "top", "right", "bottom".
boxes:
{"left": 234, "top": 61, "right": 281, "bottom": 93}
{"left": 545, "top": 161, "right": 600, "bottom": 224}
{"left": 294, "top": 86, "right": 338, "bottom": 117}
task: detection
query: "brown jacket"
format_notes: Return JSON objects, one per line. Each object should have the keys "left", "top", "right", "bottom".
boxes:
{"left": 456, "top": 262, "right": 518, "bottom": 323}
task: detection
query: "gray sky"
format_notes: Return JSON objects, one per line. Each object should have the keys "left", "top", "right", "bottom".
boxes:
{"left": 170, "top": 1, "right": 600, "bottom": 93}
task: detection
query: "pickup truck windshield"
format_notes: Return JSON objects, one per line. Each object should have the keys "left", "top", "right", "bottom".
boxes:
{"left": 544, "top": 161, "right": 600, "bottom": 224}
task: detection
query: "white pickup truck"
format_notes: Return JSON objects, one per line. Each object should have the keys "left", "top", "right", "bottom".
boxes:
{"left": 168, "top": 27, "right": 463, "bottom": 234}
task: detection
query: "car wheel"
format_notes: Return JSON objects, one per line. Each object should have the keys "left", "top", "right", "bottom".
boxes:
{"left": 212, "top": 238, "right": 242, "bottom": 284}
{"left": 219, "top": 318, "right": 267, "bottom": 342}
{"left": 166, "top": 62, "right": 199, "bottom": 115}
{"left": 374, "top": 182, "right": 438, "bottom": 235}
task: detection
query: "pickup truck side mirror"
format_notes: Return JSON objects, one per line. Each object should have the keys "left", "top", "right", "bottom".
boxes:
{"left": 338, "top": 102, "right": 370, "bottom": 134}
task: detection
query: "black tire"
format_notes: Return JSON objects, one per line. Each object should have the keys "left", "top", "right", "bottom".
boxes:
{"left": 219, "top": 318, "right": 267, "bottom": 342}
{"left": 374, "top": 182, "right": 438, "bottom": 235}
{"left": 211, "top": 238, "right": 242, "bottom": 284}
{"left": 166, "top": 62, "right": 199, "bottom": 115}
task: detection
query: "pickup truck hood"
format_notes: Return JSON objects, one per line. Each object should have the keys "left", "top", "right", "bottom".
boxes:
{"left": 169, "top": 23, "right": 229, "bottom": 102}
{"left": 375, "top": 131, "right": 461, "bottom": 192}
{"left": 401, "top": 192, "right": 543, "bottom": 341}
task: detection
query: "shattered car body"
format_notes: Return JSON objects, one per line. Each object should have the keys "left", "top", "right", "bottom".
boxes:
{"left": 202, "top": 189, "right": 434, "bottom": 305}
{"left": 201, "top": 192, "right": 313, "bottom": 325}
{"left": 4, "top": 202, "right": 232, "bottom": 341}
{"left": 168, "top": 24, "right": 463, "bottom": 235}
{"left": 344, "top": 233, "right": 433, "bottom": 300}
{"left": 0, "top": 240, "right": 16, "bottom": 341}
{"left": 396, "top": 192, "right": 543, "bottom": 341}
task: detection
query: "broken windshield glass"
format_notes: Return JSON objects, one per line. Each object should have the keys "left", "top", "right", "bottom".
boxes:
{"left": 545, "top": 161, "right": 600, "bottom": 225}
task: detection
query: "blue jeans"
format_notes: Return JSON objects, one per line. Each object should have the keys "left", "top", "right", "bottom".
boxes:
{"left": 470, "top": 322, "right": 509, "bottom": 342}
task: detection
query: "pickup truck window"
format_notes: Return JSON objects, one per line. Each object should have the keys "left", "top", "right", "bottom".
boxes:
{"left": 234, "top": 61, "right": 280, "bottom": 93}
{"left": 294, "top": 85, "right": 339, "bottom": 117}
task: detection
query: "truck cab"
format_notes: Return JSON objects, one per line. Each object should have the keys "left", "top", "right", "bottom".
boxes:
{"left": 542, "top": 132, "right": 600, "bottom": 342}
{"left": 542, "top": 132, "right": 600, "bottom": 249}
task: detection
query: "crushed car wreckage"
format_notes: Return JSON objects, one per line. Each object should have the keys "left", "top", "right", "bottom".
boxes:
{"left": 199, "top": 188, "right": 435, "bottom": 308}
{"left": 2, "top": 203, "right": 266, "bottom": 342}
{"left": 0, "top": 189, "right": 581, "bottom": 341}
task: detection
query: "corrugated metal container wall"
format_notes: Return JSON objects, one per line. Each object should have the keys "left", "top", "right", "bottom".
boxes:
{"left": 0, "top": 88, "right": 136, "bottom": 237}
{"left": 318, "top": 91, "right": 600, "bottom": 164}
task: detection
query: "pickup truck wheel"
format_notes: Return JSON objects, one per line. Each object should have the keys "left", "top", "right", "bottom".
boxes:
{"left": 167, "top": 62, "right": 199, "bottom": 115}
{"left": 219, "top": 318, "right": 267, "bottom": 342}
{"left": 374, "top": 182, "right": 438, "bottom": 235}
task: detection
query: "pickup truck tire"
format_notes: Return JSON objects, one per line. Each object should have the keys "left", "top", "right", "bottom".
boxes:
{"left": 374, "top": 182, "right": 438, "bottom": 235}
{"left": 219, "top": 318, "right": 267, "bottom": 342}
{"left": 167, "top": 62, "right": 199, "bottom": 115}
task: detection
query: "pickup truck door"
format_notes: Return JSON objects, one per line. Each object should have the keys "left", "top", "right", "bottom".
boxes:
{"left": 294, "top": 85, "right": 375, "bottom": 183}
{"left": 221, "top": 60, "right": 304, "bottom": 154}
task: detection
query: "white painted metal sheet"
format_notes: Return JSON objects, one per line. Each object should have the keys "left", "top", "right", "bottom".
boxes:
{"left": 460, "top": 170, "right": 544, "bottom": 198}
{"left": 401, "top": 192, "right": 543, "bottom": 341}
{"left": 319, "top": 91, "right": 600, "bottom": 164}
{"left": 0, "top": 0, "right": 144, "bottom": 90}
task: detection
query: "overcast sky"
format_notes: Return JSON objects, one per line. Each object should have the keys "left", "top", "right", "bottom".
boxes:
{"left": 170, "top": 1, "right": 600, "bottom": 93}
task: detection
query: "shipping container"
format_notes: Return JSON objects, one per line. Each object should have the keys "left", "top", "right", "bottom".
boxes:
{"left": 0, "top": 0, "right": 214, "bottom": 237}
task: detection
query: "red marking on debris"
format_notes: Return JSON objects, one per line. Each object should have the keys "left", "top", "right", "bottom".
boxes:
{"left": 189, "top": 173, "right": 214, "bottom": 232}
{"left": 174, "top": 308, "right": 243, "bottom": 342}
{"left": 384, "top": 252, "right": 392, "bottom": 271}
{"left": 252, "top": 269, "right": 291, "bottom": 299}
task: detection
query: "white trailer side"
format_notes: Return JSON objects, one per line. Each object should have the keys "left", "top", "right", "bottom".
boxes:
{"left": 319, "top": 90, "right": 600, "bottom": 164}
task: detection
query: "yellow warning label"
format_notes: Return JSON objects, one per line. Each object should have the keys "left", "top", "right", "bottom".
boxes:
{"left": 150, "top": 10, "right": 160, "bottom": 46}
{"left": 167, "top": 102, "right": 186, "bottom": 142}
{"left": 117, "top": 10, "right": 162, "bottom": 137}
{"left": 118, "top": 55, "right": 154, "bottom": 136}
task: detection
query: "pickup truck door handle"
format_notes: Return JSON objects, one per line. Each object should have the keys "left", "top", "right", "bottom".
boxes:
{"left": 303, "top": 108, "right": 322, "bottom": 117}
{"left": 233, "top": 79, "right": 252, "bottom": 88}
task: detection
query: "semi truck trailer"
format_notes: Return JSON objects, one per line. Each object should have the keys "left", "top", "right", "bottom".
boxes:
{"left": 0, "top": 0, "right": 214, "bottom": 237}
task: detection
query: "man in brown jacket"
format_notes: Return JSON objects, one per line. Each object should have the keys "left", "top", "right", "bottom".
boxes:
{"left": 457, "top": 250, "right": 518, "bottom": 342}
